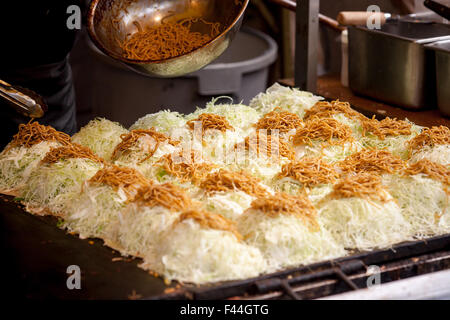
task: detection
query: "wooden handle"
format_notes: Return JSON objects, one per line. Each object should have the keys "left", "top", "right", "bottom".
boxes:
{"left": 337, "top": 11, "right": 387, "bottom": 26}
{"left": 319, "top": 14, "right": 346, "bottom": 32}
{"left": 269, "top": 0, "right": 345, "bottom": 32}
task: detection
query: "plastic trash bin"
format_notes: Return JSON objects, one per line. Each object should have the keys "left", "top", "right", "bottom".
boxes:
{"left": 81, "top": 27, "right": 278, "bottom": 128}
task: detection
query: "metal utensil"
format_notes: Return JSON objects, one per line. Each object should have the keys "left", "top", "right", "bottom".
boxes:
{"left": 424, "top": 0, "right": 450, "bottom": 21}
{"left": 348, "top": 21, "right": 450, "bottom": 110}
{"left": 0, "top": 79, "right": 47, "bottom": 118}
{"left": 87, "top": 0, "right": 249, "bottom": 78}
{"left": 425, "top": 40, "right": 450, "bottom": 117}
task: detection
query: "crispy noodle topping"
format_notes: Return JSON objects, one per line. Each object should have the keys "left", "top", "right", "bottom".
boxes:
{"left": 409, "top": 126, "right": 450, "bottom": 152}
{"left": 278, "top": 157, "right": 340, "bottom": 187}
{"left": 292, "top": 117, "right": 354, "bottom": 146}
{"left": 156, "top": 151, "right": 216, "bottom": 184}
{"left": 119, "top": 18, "right": 221, "bottom": 61}
{"left": 6, "top": 121, "right": 71, "bottom": 151}
{"left": 236, "top": 130, "right": 295, "bottom": 160}
{"left": 404, "top": 159, "right": 450, "bottom": 186}
{"left": 187, "top": 113, "right": 234, "bottom": 134}
{"left": 131, "top": 182, "right": 192, "bottom": 212}
{"left": 112, "top": 128, "right": 179, "bottom": 163}
{"left": 88, "top": 165, "right": 151, "bottom": 198}
{"left": 339, "top": 149, "right": 405, "bottom": 174}
{"left": 361, "top": 116, "right": 412, "bottom": 140}
{"left": 255, "top": 107, "right": 303, "bottom": 134}
{"left": 249, "top": 193, "right": 318, "bottom": 229}
{"left": 175, "top": 209, "right": 242, "bottom": 240}
{"left": 303, "top": 100, "right": 365, "bottom": 121}
{"left": 329, "top": 173, "right": 389, "bottom": 202}
{"left": 200, "top": 169, "right": 269, "bottom": 197}
{"left": 41, "top": 143, "right": 105, "bottom": 165}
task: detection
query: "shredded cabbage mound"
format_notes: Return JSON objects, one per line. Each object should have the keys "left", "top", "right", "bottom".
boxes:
{"left": 196, "top": 128, "right": 244, "bottom": 165}
{"left": 277, "top": 157, "right": 339, "bottom": 188}
{"left": 119, "top": 182, "right": 193, "bottom": 257}
{"left": 294, "top": 140, "right": 363, "bottom": 163}
{"left": 199, "top": 169, "right": 270, "bottom": 198}
{"left": 332, "top": 113, "right": 364, "bottom": 136}
{"left": 146, "top": 218, "right": 267, "bottom": 284}
{"left": 0, "top": 141, "right": 59, "bottom": 193}
{"left": 255, "top": 108, "right": 303, "bottom": 134}
{"left": 72, "top": 118, "right": 128, "bottom": 161}
{"left": 42, "top": 143, "right": 105, "bottom": 165}
{"left": 20, "top": 158, "right": 103, "bottom": 215}
{"left": 383, "top": 174, "right": 449, "bottom": 238}
{"left": 318, "top": 189, "right": 411, "bottom": 250}
{"left": 409, "top": 125, "right": 450, "bottom": 152}
{"left": 238, "top": 208, "right": 345, "bottom": 271}
{"left": 113, "top": 130, "right": 179, "bottom": 177}
{"left": 226, "top": 156, "right": 284, "bottom": 183}
{"left": 329, "top": 172, "right": 390, "bottom": 203}
{"left": 361, "top": 117, "right": 412, "bottom": 139}
{"left": 202, "top": 190, "right": 255, "bottom": 221}
{"left": 404, "top": 159, "right": 450, "bottom": 186}
{"left": 1, "top": 87, "right": 449, "bottom": 286}
{"left": 62, "top": 165, "right": 152, "bottom": 244}
{"left": 304, "top": 100, "right": 364, "bottom": 120}
{"left": 118, "top": 204, "right": 181, "bottom": 258}
{"left": 272, "top": 177, "right": 334, "bottom": 205}
{"left": 187, "top": 98, "right": 261, "bottom": 133}
{"left": 63, "top": 184, "right": 126, "bottom": 243}
{"left": 409, "top": 145, "right": 450, "bottom": 167}
{"left": 186, "top": 113, "right": 234, "bottom": 135}
{"left": 4, "top": 121, "right": 71, "bottom": 151}
{"left": 236, "top": 130, "right": 295, "bottom": 161}
{"left": 154, "top": 150, "right": 216, "bottom": 185}
{"left": 359, "top": 121, "right": 421, "bottom": 160}
{"left": 339, "top": 148, "right": 405, "bottom": 175}
{"left": 130, "top": 110, "right": 186, "bottom": 136}
{"left": 250, "top": 83, "right": 323, "bottom": 117}
{"left": 88, "top": 164, "right": 150, "bottom": 198}
{"left": 292, "top": 117, "right": 355, "bottom": 147}
{"left": 131, "top": 182, "right": 192, "bottom": 212}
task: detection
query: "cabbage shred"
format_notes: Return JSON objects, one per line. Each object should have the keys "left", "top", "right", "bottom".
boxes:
{"left": 0, "top": 83, "right": 448, "bottom": 285}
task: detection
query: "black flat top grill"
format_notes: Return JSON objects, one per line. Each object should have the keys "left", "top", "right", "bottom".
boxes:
{"left": 1, "top": 195, "right": 450, "bottom": 300}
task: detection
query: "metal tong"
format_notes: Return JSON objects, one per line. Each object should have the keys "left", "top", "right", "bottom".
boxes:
{"left": 0, "top": 79, "right": 47, "bottom": 118}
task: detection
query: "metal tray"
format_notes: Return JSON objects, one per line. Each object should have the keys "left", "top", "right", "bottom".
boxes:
{"left": 348, "top": 21, "right": 450, "bottom": 110}
{"left": 425, "top": 40, "right": 450, "bottom": 117}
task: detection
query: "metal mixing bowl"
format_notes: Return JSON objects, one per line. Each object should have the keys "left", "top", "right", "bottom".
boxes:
{"left": 87, "top": 0, "right": 249, "bottom": 77}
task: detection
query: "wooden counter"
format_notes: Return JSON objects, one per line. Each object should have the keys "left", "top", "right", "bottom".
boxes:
{"left": 280, "top": 74, "right": 450, "bottom": 128}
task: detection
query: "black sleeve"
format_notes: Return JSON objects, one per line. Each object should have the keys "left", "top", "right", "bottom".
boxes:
{"left": 0, "top": 0, "right": 85, "bottom": 69}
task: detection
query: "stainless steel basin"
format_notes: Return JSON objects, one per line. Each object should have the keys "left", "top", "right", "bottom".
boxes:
{"left": 87, "top": 0, "right": 249, "bottom": 78}
{"left": 426, "top": 40, "right": 450, "bottom": 117}
{"left": 348, "top": 21, "right": 450, "bottom": 110}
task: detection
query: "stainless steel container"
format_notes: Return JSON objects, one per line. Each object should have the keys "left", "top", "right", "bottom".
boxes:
{"left": 87, "top": 0, "right": 249, "bottom": 78}
{"left": 348, "top": 22, "right": 450, "bottom": 110}
{"left": 425, "top": 40, "right": 450, "bottom": 117}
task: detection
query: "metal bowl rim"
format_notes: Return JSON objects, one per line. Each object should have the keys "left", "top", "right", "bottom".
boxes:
{"left": 87, "top": 0, "right": 250, "bottom": 65}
